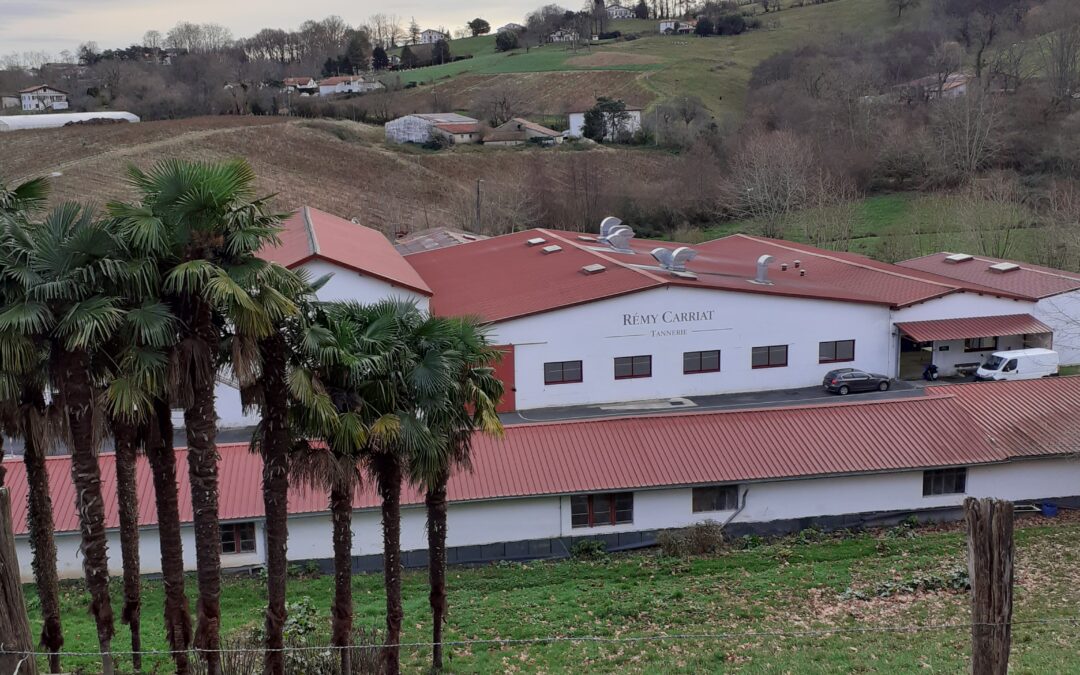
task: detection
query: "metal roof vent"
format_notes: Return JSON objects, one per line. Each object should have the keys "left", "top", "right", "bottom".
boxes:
{"left": 671, "top": 270, "right": 698, "bottom": 280}
{"left": 944, "top": 253, "right": 974, "bottom": 264}
{"left": 988, "top": 262, "right": 1020, "bottom": 274}
{"left": 581, "top": 263, "right": 606, "bottom": 275}
{"left": 650, "top": 246, "right": 697, "bottom": 272}
{"left": 599, "top": 216, "right": 624, "bottom": 237}
{"left": 577, "top": 235, "right": 598, "bottom": 242}
{"left": 749, "top": 254, "right": 775, "bottom": 285}
{"left": 599, "top": 226, "right": 635, "bottom": 253}
{"left": 541, "top": 244, "right": 563, "bottom": 254}
{"left": 526, "top": 237, "right": 547, "bottom": 246}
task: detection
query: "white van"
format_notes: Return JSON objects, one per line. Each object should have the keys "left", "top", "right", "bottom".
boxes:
{"left": 974, "top": 348, "right": 1059, "bottom": 382}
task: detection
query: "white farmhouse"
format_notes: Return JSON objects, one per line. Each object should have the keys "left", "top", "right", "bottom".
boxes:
{"left": 19, "top": 84, "right": 68, "bottom": 111}
{"left": 8, "top": 376, "right": 1080, "bottom": 580}
{"left": 567, "top": 107, "right": 642, "bottom": 140}
{"left": 606, "top": 3, "right": 636, "bottom": 19}
{"left": 419, "top": 29, "right": 449, "bottom": 44}
{"left": 548, "top": 29, "right": 580, "bottom": 43}
{"left": 659, "top": 19, "right": 697, "bottom": 34}
{"left": 282, "top": 76, "right": 318, "bottom": 95}
{"left": 384, "top": 112, "right": 481, "bottom": 144}
{"left": 317, "top": 75, "right": 384, "bottom": 96}
{"left": 899, "top": 252, "right": 1080, "bottom": 365}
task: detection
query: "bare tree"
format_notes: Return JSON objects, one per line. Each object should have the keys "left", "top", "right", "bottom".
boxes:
{"left": 958, "top": 171, "right": 1028, "bottom": 259}
{"left": 930, "top": 89, "right": 1001, "bottom": 182}
{"left": 930, "top": 41, "right": 964, "bottom": 100}
{"left": 729, "top": 130, "right": 817, "bottom": 238}
{"left": 1038, "top": 26, "right": 1080, "bottom": 111}
{"left": 886, "top": 0, "right": 921, "bottom": 18}
{"left": 142, "top": 30, "right": 163, "bottom": 49}
{"left": 801, "top": 171, "right": 861, "bottom": 250}
{"left": 474, "top": 85, "right": 527, "bottom": 126}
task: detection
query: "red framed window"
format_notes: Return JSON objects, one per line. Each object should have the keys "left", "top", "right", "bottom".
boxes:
{"left": 220, "top": 522, "right": 256, "bottom": 554}
{"left": 614, "top": 355, "right": 652, "bottom": 379}
{"left": 684, "top": 350, "right": 721, "bottom": 374}
{"left": 752, "top": 345, "right": 788, "bottom": 369}
{"left": 570, "top": 493, "right": 634, "bottom": 528}
{"left": 544, "top": 360, "right": 583, "bottom": 385}
{"left": 819, "top": 340, "right": 855, "bottom": 364}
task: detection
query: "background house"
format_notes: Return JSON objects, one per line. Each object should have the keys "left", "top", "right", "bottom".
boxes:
{"left": 1, "top": 95, "right": 19, "bottom": 109}
{"left": 384, "top": 112, "right": 481, "bottom": 144}
{"left": 659, "top": 19, "right": 697, "bottom": 34}
{"left": 282, "top": 76, "right": 318, "bottom": 95}
{"left": 419, "top": 29, "right": 449, "bottom": 44}
{"left": 567, "top": 107, "right": 643, "bottom": 140}
{"left": 484, "top": 118, "right": 563, "bottom": 146}
{"left": 606, "top": 4, "right": 636, "bottom": 19}
{"left": 317, "top": 75, "right": 384, "bottom": 96}
{"left": 498, "top": 23, "right": 526, "bottom": 33}
{"left": 19, "top": 84, "right": 68, "bottom": 111}
{"left": 549, "top": 29, "right": 580, "bottom": 43}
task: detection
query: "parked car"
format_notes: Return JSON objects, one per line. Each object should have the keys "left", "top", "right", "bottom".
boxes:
{"left": 975, "top": 348, "right": 1059, "bottom": 382}
{"left": 823, "top": 368, "right": 891, "bottom": 395}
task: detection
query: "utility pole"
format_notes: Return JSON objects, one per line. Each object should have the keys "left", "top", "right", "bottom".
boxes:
{"left": 965, "top": 497, "right": 1014, "bottom": 675}
{"left": 475, "top": 178, "right": 484, "bottom": 232}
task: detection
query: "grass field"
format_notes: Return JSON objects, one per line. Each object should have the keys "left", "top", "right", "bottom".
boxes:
{"left": 28, "top": 514, "right": 1080, "bottom": 673}
{"left": 384, "top": 0, "right": 921, "bottom": 117}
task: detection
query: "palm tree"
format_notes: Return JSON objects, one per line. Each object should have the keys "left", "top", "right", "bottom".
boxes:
{"left": 412, "top": 318, "right": 504, "bottom": 672}
{"left": 0, "top": 202, "right": 142, "bottom": 675}
{"left": 0, "top": 176, "right": 65, "bottom": 673}
{"left": 110, "top": 159, "right": 290, "bottom": 673}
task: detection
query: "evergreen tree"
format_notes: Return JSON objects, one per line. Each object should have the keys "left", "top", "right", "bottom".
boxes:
{"left": 409, "top": 18, "right": 421, "bottom": 44}
{"left": 345, "top": 32, "right": 371, "bottom": 73}
{"left": 433, "top": 39, "right": 452, "bottom": 65}
{"left": 468, "top": 18, "right": 492, "bottom": 36}
{"left": 373, "top": 45, "right": 390, "bottom": 70}
{"left": 635, "top": 0, "right": 650, "bottom": 19}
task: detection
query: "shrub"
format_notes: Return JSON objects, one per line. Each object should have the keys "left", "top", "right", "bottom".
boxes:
{"left": 657, "top": 520, "right": 726, "bottom": 557}
{"left": 716, "top": 13, "right": 747, "bottom": 35}
{"left": 495, "top": 31, "right": 520, "bottom": 51}
{"left": 571, "top": 539, "right": 608, "bottom": 560}
{"left": 598, "top": 30, "right": 623, "bottom": 39}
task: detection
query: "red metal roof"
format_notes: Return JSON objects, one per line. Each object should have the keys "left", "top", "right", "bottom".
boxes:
{"left": 930, "top": 377, "right": 1080, "bottom": 457}
{"left": 259, "top": 206, "right": 432, "bottom": 296}
{"left": 894, "top": 313, "right": 1051, "bottom": 342}
{"left": 434, "top": 123, "right": 480, "bottom": 134}
{"left": 5, "top": 391, "right": 1051, "bottom": 536}
{"left": 899, "top": 253, "right": 1080, "bottom": 300}
{"left": 407, "top": 229, "right": 1021, "bottom": 323}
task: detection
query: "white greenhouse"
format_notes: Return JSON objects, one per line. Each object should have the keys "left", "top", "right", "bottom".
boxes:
{"left": 384, "top": 112, "right": 478, "bottom": 144}
{"left": 0, "top": 111, "right": 140, "bottom": 132}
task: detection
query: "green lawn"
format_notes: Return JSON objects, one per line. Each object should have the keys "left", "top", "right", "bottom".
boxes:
{"left": 28, "top": 517, "right": 1080, "bottom": 673}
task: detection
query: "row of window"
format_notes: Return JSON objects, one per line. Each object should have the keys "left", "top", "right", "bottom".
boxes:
{"left": 570, "top": 469, "right": 968, "bottom": 528}
{"left": 544, "top": 340, "right": 856, "bottom": 385}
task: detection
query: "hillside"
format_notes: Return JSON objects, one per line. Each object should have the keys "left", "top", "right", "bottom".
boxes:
{"left": 0, "top": 116, "right": 693, "bottom": 235}
{"left": 379, "top": 0, "right": 921, "bottom": 118}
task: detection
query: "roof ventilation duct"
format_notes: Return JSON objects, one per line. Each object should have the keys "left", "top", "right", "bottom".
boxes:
{"left": 650, "top": 246, "right": 697, "bottom": 272}
{"left": 750, "top": 254, "right": 775, "bottom": 285}
{"left": 599, "top": 226, "right": 635, "bottom": 253}
{"left": 989, "top": 262, "right": 1020, "bottom": 274}
{"left": 945, "top": 253, "right": 974, "bottom": 264}
{"left": 541, "top": 244, "right": 563, "bottom": 254}
{"left": 600, "top": 216, "right": 624, "bottom": 237}
{"left": 581, "top": 263, "right": 606, "bottom": 275}
{"left": 526, "top": 237, "right": 547, "bottom": 246}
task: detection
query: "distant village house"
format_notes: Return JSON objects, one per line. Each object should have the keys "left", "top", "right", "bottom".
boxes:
{"left": 548, "top": 29, "right": 580, "bottom": 43}
{"left": 483, "top": 118, "right": 564, "bottom": 146}
{"left": 567, "top": 107, "right": 643, "bottom": 140}
{"left": 659, "top": 19, "right": 697, "bottom": 34}
{"left": 19, "top": 84, "right": 69, "bottom": 112}
{"left": 497, "top": 23, "right": 526, "bottom": 33}
{"left": 282, "top": 77, "right": 318, "bottom": 95}
{"left": 419, "top": 29, "right": 449, "bottom": 44}
{"left": 606, "top": 4, "right": 636, "bottom": 19}
{"left": 317, "top": 75, "right": 384, "bottom": 96}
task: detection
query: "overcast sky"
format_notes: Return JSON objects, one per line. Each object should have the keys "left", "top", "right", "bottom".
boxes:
{"left": 0, "top": 0, "right": 533, "bottom": 56}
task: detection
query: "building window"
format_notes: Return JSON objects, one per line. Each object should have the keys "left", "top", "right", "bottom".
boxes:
{"left": 544, "top": 360, "right": 583, "bottom": 385}
{"left": 819, "top": 340, "right": 855, "bottom": 363}
{"left": 221, "top": 522, "right": 256, "bottom": 554}
{"left": 614, "top": 355, "right": 652, "bottom": 380}
{"left": 570, "top": 492, "right": 633, "bottom": 528}
{"left": 752, "top": 345, "right": 788, "bottom": 369}
{"left": 922, "top": 468, "right": 967, "bottom": 496}
{"left": 692, "top": 485, "right": 740, "bottom": 512}
{"left": 964, "top": 337, "right": 998, "bottom": 352}
{"left": 684, "top": 350, "right": 721, "bottom": 374}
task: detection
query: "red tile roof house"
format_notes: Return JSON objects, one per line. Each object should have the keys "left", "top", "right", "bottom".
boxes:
{"left": 899, "top": 252, "right": 1080, "bottom": 366}
{"left": 6, "top": 377, "right": 1080, "bottom": 580}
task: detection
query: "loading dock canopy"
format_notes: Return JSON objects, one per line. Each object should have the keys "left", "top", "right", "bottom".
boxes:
{"left": 894, "top": 313, "right": 1052, "bottom": 343}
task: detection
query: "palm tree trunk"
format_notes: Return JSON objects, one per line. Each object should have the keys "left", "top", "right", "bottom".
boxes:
{"left": 330, "top": 480, "right": 354, "bottom": 675}
{"left": 56, "top": 347, "right": 115, "bottom": 675}
{"left": 185, "top": 302, "right": 223, "bottom": 675}
{"left": 375, "top": 453, "right": 404, "bottom": 675}
{"left": 113, "top": 418, "right": 143, "bottom": 673}
{"left": 22, "top": 390, "right": 63, "bottom": 673}
{"left": 147, "top": 397, "right": 192, "bottom": 674}
{"left": 260, "top": 333, "right": 290, "bottom": 675}
{"left": 426, "top": 474, "right": 449, "bottom": 672}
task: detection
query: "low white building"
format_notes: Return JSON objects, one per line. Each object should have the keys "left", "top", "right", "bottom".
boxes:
{"left": 7, "top": 376, "right": 1080, "bottom": 581}
{"left": 0, "top": 111, "right": 140, "bottom": 132}
{"left": 567, "top": 107, "right": 642, "bottom": 140}
{"left": 317, "top": 75, "right": 384, "bottom": 96}
{"left": 899, "top": 252, "right": 1080, "bottom": 366}
{"left": 1, "top": 95, "right": 19, "bottom": 109}
{"left": 384, "top": 112, "right": 481, "bottom": 145}
{"left": 659, "top": 19, "right": 697, "bottom": 34}
{"left": 282, "top": 76, "right": 318, "bottom": 95}
{"left": 549, "top": 29, "right": 580, "bottom": 43}
{"left": 606, "top": 4, "right": 636, "bottom": 19}
{"left": 19, "top": 84, "right": 68, "bottom": 111}
{"left": 419, "top": 29, "right": 449, "bottom": 44}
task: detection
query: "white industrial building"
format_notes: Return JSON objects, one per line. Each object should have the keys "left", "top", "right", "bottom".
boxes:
{"left": 0, "top": 111, "right": 140, "bottom": 132}
{"left": 567, "top": 108, "right": 642, "bottom": 140}
{"left": 6, "top": 376, "right": 1080, "bottom": 580}
{"left": 384, "top": 112, "right": 481, "bottom": 145}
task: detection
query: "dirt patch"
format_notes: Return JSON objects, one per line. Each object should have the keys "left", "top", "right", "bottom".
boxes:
{"left": 565, "top": 52, "right": 664, "bottom": 67}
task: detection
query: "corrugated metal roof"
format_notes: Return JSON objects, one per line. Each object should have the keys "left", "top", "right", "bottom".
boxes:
{"left": 930, "top": 377, "right": 1080, "bottom": 457}
{"left": 259, "top": 206, "right": 433, "bottom": 296}
{"left": 895, "top": 313, "right": 1051, "bottom": 342}
{"left": 5, "top": 391, "right": 1052, "bottom": 536}
{"left": 899, "top": 253, "right": 1080, "bottom": 300}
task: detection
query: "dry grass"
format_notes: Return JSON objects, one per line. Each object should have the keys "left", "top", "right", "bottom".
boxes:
{"left": 565, "top": 53, "right": 664, "bottom": 67}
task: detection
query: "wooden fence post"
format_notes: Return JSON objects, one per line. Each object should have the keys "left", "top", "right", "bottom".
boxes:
{"left": 0, "top": 486, "right": 39, "bottom": 675}
{"left": 965, "top": 497, "right": 1014, "bottom": 675}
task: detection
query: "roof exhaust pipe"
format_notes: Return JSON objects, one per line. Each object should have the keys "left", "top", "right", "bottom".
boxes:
{"left": 751, "top": 254, "right": 775, "bottom": 285}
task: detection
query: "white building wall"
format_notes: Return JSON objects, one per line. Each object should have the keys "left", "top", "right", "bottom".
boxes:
{"left": 491, "top": 285, "right": 894, "bottom": 409}
{"left": 16, "top": 458, "right": 1079, "bottom": 581}
{"left": 890, "top": 292, "right": 1033, "bottom": 323}
{"left": 1035, "top": 289, "right": 1080, "bottom": 365}
{"left": 567, "top": 110, "right": 642, "bottom": 139}
{"left": 299, "top": 259, "right": 430, "bottom": 312}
